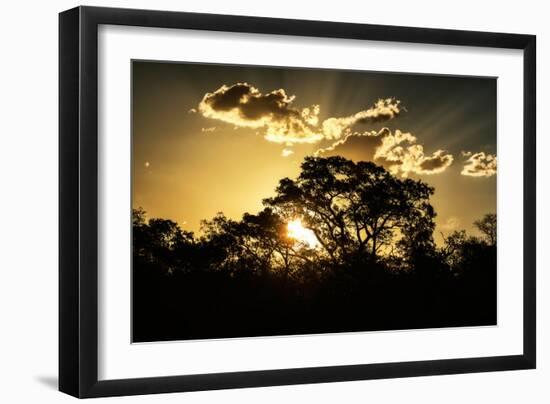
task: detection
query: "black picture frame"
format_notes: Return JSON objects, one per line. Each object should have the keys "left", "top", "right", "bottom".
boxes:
{"left": 59, "top": 5, "right": 536, "bottom": 398}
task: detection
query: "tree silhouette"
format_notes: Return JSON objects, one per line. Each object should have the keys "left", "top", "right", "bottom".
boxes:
{"left": 132, "top": 156, "right": 497, "bottom": 342}
{"left": 200, "top": 209, "right": 296, "bottom": 276}
{"left": 264, "top": 156, "right": 435, "bottom": 265}
{"left": 474, "top": 213, "right": 497, "bottom": 246}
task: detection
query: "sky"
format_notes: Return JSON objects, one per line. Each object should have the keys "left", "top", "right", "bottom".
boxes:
{"left": 132, "top": 61, "right": 497, "bottom": 243}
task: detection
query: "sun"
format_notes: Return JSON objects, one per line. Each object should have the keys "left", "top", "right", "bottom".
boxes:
{"left": 287, "top": 219, "right": 319, "bottom": 248}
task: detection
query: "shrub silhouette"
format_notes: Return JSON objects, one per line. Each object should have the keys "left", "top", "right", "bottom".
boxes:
{"left": 132, "top": 156, "right": 497, "bottom": 342}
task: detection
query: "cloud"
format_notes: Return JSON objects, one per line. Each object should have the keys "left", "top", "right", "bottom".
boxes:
{"left": 313, "top": 130, "right": 379, "bottom": 156}
{"left": 301, "top": 105, "right": 321, "bottom": 126}
{"left": 281, "top": 148, "right": 294, "bottom": 157}
{"left": 201, "top": 127, "right": 216, "bottom": 132}
{"left": 461, "top": 152, "right": 497, "bottom": 177}
{"left": 197, "top": 83, "right": 450, "bottom": 176}
{"left": 417, "top": 150, "right": 455, "bottom": 174}
{"left": 198, "top": 83, "right": 453, "bottom": 177}
{"left": 318, "top": 127, "right": 453, "bottom": 177}
{"left": 197, "top": 83, "right": 402, "bottom": 147}
{"left": 198, "top": 83, "right": 323, "bottom": 145}
{"left": 188, "top": 108, "right": 197, "bottom": 113}
{"left": 322, "top": 98, "right": 402, "bottom": 139}
{"left": 374, "top": 130, "right": 453, "bottom": 177}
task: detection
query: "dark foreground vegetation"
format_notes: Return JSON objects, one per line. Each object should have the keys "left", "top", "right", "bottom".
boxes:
{"left": 133, "top": 156, "right": 496, "bottom": 342}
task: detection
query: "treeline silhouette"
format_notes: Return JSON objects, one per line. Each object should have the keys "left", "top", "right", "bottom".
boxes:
{"left": 133, "top": 156, "right": 496, "bottom": 342}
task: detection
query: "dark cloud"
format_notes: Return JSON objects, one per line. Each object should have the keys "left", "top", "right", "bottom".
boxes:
{"left": 318, "top": 128, "right": 453, "bottom": 177}
{"left": 205, "top": 83, "right": 298, "bottom": 121}
{"left": 199, "top": 83, "right": 451, "bottom": 176}
{"left": 419, "top": 151, "right": 455, "bottom": 172}
{"left": 356, "top": 98, "right": 403, "bottom": 124}
{"left": 315, "top": 130, "right": 382, "bottom": 159}
{"left": 198, "top": 83, "right": 322, "bottom": 144}
{"left": 321, "top": 99, "right": 402, "bottom": 139}
{"left": 461, "top": 152, "right": 497, "bottom": 177}
{"left": 198, "top": 83, "right": 403, "bottom": 148}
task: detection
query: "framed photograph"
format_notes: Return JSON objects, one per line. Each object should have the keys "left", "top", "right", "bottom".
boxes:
{"left": 59, "top": 6, "right": 536, "bottom": 398}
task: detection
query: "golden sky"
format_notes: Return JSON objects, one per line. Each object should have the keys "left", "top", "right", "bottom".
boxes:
{"left": 132, "top": 61, "right": 497, "bottom": 243}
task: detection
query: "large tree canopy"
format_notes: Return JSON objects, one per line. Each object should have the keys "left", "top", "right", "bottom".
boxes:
{"left": 263, "top": 156, "right": 436, "bottom": 265}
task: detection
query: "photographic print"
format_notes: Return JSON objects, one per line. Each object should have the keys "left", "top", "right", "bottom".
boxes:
{"left": 132, "top": 61, "right": 497, "bottom": 343}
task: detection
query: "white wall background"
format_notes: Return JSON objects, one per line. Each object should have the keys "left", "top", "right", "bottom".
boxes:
{"left": 0, "top": 0, "right": 546, "bottom": 402}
